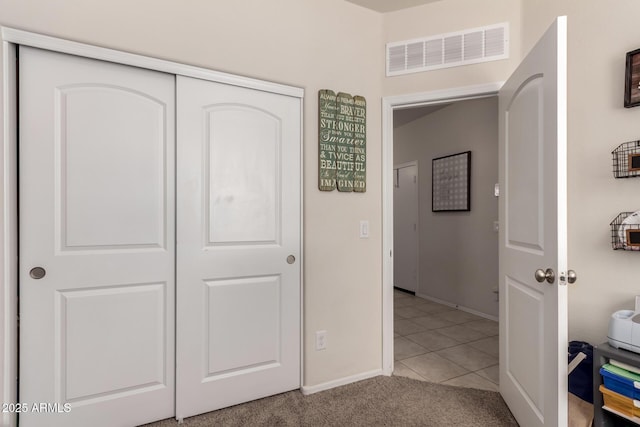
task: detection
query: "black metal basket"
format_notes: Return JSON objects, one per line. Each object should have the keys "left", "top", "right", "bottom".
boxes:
{"left": 610, "top": 212, "right": 640, "bottom": 250}
{"left": 612, "top": 140, "right": 640, "bottom": 178}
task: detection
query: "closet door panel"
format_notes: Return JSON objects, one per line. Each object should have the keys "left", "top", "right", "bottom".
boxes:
{"left": 176, "top": 76, "right": 301, "bottom": 419}
{"left": 19, "top": 46, "right": 175, "bottom": 427}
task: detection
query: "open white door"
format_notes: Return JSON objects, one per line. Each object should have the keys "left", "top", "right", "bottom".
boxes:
{"left": 393, "top": 163, "right": 419, "bottom": 293}
{"left": 175, "top": 76, "right": 301, "bottom": 420}
{"left": 499, "top": 16, "right": 568, "bottom": 427}
{"left": 19, "top": 47, "right": 175, "bottom": 427}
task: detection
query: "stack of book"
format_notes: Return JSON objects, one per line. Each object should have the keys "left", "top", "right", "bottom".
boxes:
{"left": 599, "top": 359, "right": 640, "bottom": 424}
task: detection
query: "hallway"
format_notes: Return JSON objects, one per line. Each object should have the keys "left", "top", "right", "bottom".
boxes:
{"left": 393, "top": 290, "right": 499, "bottom": 391}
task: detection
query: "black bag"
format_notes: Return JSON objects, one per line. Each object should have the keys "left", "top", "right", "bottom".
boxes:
{"left": 568, "top": 341, "right": 593, "bottom": 404}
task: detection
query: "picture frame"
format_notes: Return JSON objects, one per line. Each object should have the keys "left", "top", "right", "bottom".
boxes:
{"left": 624, "top": 48, "right": 640, "bottom": 108}
{"left": 432, "top": 151, "right": 471, "bottom": 212}
{"left": 629, "top": 153, "right": 640, "bottom": 172}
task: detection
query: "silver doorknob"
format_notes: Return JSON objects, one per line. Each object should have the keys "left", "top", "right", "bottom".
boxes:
{"left": 534, "top": 268, "right": 555, "bottom": 284}
{"left": 567, "top": 270, "right": 577, "bottom": 284}
{"left": 287, "top": 255, "right": 296, "bottom": 264}
{"left": 29, "top": 267, "right": 46, "bottom": 279}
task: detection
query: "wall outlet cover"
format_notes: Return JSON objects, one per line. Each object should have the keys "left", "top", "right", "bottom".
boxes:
{"left": 315, "top": 330, "right": 327, "bottom": 350}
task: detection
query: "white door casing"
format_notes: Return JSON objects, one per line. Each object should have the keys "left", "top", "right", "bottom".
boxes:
{"left": 175, "top": 76, "right": 301, "bottom": 419}
{"left": 19, "top": 46, "right": 176, "bottom": 427}
{"left": 381, "top": 83, "right": 502, "bottom": 376}
{"left": 393, "top": 163, "right": 419, "bottom": 293}
{"left": 498, "top": 16, "right": 568, "bottom": 427}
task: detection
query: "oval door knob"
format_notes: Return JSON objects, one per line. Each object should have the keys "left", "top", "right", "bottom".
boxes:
{"left": 29, "top": 267, "right": 46, "bottom": 279}
{"left": 567, "top": 270, "right": 577, "bottom": 284}
{"left": 534, "top": 268, "right": 555, "bottom": 284}
{"left": 287, "top": 255, "right": 296, "bottom": 264}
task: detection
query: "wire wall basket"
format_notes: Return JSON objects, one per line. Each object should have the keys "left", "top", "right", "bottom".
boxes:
{"left": 612, "top": 140, "right": 640, "bottom": 178}
{"left": 611, "top": 212, "right": 640, "bottom": 251}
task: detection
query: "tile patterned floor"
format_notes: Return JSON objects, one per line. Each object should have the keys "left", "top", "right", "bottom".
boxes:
{"left": 393, "top": 289, "right": 500, "bottom": 392}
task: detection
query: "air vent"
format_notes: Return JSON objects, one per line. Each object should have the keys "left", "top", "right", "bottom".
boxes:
{"left": 386, "top": 23, "right": 509, "bottom": 77}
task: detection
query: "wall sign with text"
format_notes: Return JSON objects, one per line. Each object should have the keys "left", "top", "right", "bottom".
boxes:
{"left": 318, "top": 90, "right": 366, "bottom": 192}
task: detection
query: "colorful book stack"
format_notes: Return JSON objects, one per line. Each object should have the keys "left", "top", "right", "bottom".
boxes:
{"left": 599, "top": 360, "right": 640, "bottom": 424}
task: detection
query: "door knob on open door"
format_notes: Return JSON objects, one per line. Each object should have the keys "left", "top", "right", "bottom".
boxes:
{"left": 534, "top": 268, "right": 555, "bottom": 284}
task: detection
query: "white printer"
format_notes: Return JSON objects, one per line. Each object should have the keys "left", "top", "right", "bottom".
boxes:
{"left": 608, "top": 297, "right": 640, "bottom": 354}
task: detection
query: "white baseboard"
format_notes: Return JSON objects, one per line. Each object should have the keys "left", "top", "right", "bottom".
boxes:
{"left": 415, "top": 293, "right": 498, "bottom": 322}
{"left": 301, "top": 369, "right": 382, "bottom": 395}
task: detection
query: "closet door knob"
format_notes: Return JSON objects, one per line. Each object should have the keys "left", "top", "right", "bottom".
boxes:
{"left": 287, "top": 255, "right": 296, "bottom": 264}
{"left": 29, "top": 267, "right": 46, "bottom": 280}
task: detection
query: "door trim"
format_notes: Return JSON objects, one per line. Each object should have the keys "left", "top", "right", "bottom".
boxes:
{"left": 1, "top": 27, "right": 304, "bottom": 427}
{"left": 1, "top": 36, "right": 19, "bottom": 427}
{"left": 381, "top": 82, "right": 503, "bottom": 375}
{"left": 1, "top": 27, "right": 303, "bottom": 98}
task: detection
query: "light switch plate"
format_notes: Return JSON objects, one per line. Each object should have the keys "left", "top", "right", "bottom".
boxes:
{"left": 360, "top": 220, "right": 369, "bottom": 238}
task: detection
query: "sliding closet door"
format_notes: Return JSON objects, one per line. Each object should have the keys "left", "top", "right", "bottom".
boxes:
{"left": 176, "top": 76, "right": 301, "bottom": 419}
{"left": 19, "top": 46, "right": 176, "bottom": 427}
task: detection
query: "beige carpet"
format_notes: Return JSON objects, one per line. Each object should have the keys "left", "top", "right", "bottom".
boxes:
{"left": 144, "top": 376, "right": 518, "bottom": 426}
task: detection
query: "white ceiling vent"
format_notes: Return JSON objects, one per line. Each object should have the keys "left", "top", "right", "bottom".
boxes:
{"left": 386, "top": 23, "right": 509, "bottom": 77}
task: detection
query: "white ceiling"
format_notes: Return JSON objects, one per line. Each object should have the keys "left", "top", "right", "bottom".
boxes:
{"left": 345, "top": 0, "right": 443, "bottom": 13}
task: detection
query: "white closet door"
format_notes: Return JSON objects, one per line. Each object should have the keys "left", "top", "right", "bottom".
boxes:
{"left": 176, "top": 76, "right": 301, "bottom": 419}
{"left": 19, "top": 46, "right": 175, "bottom": 427}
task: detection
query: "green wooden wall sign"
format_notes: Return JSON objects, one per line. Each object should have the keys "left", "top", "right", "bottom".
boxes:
{"left": 353, "top": 96, "right": 366, "bottom": 192}
{"left": 336, "top": 92, "right": 355, "bottom": 192}
{"left": 318, "top": 89, "right": 367, "bottom": 192}
{"left": 318, "top": 90, "right": 338, "bottom": 191}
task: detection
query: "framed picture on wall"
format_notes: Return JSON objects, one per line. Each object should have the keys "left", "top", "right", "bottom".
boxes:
{"left": 432, "top": 151, "right": 471, "bottom": 212}
{"left": 625, "top": 48, "right": 640, "bottom": 108}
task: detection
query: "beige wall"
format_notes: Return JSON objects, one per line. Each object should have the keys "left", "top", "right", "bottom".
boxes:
{"left": 394, "top": 97, "right": 499, "bottom": 318}
{"left": 520, "top": 0, "right": 640, "bottom": 345}
{"left": 0, "top": 0, "right": 383, "bottom": 390}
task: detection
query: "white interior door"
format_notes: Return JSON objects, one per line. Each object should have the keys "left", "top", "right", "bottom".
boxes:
{"left": 19, "top": 46, "right": 175, "bottom": 427}
{"left": 498, "top": 17, "right": 567, "bottom": 427}
{"left": 393, "top": 163, "right": 418, "bottom": 293}
{"left": 175, "top": 76, "right": 301, "bottom": 420}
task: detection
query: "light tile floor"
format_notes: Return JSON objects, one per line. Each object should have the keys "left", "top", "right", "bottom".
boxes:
{"left": 393, "top": 289, "right": 500, "bottom": 392}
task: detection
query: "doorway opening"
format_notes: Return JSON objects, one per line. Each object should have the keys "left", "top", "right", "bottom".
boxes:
{"left": 381, "top": 83, "right": 503, "bottom": 386}
{"left": 391, "top": 96, "right": 499, "bottom": 389}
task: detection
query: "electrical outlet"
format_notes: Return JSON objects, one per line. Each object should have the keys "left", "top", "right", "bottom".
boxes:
{"left": 315, "top": 330, "right": 327, "bottom": 350}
